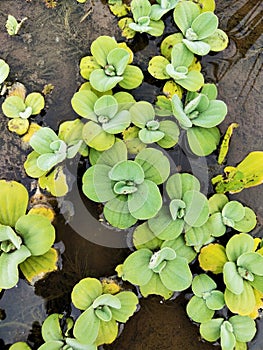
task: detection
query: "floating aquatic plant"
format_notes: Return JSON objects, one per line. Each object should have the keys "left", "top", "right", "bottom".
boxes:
{"left": 0, "top": 59, "right": 10, "bottom": 86}
{"left": 129, "top": 101, "right": 179, "bottom": 148}
{"left": 0, "top": 180, "right": 56, "bottom": 290}
{"left": 71, "top": 90, "right": 134, "bottom": 151}
{"left": 116, "top": 245, "right": 192, "bottom": 299}
{"left": 79, "top": 36, "right": 143, "bottom": 92}
{"left": 186, "top": 274, "right": 225, "bottom": 323}
{"left": 212, "top": 151, "right": 263, "bottom": 193}
{"left": 200, "top": 315, "right": 256, "bottom": 350}
{"left": 107, "top": 0, "right": 130, "bottom": 17}
{"left": 199, "top": 233, "right": 263, "bottom": 316}
{"left": 82, "top": 141, "right": 170, "bottom": 229}
{"left": 151, "top": 0, "right": 179, "bottom": 21}
{"left": 9, "top": 343, "right": 31, "bottom": 350}
{"left": 38, "top": 313, "right": 96, "bottom": 350}
{"left": 2, "top": 83, "right": 45, "bottom": 135}
{"left": 5, "top": 14, "right": 27, "bottom": 36}
{"left": 173, "top": 1, "right": 228, "bottom": 55}
{"left": 148, "top": 173, "right": 209, "bottom": 241}
{"left": 148, "top": 43, "right": 204, "bottom": 91}
{"left": 169, "top": 83, "right": 227, "bottom": 156}
{"left": 71, "top": 277, "right": 138, "bottom": 346}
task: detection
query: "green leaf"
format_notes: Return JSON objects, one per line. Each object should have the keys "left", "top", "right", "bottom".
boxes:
{"left": 191, "top": 11, "right": 218, "bottom": 39}
{"left": 200, "top": 318, "right": 223, "bottom": 342}
{"left": 130, "top": 101, "right": 155, "bottom": 128}
{"left": 220, "top": 321, "right": 236, "bottom": 350}
{"left": 82, "top": 121, "right": 115, "bottom": 151}
{"left": 224, "top": 281, "right": 256, "bottom": 315}
{"left": 208, "top": 193, "right": 228, "bottom": 214}
{"left": 201, "top": 83, "right": 218, "bottom": 100}
{"left": 128, "top": 180, "right": 162, "bottom": 220}
{"left": 0, "top": 59, "right": 10, "bottom": 84}
{"left": 183, "top": 190, "right": 209, "bottom": 227}
{"left": 148, "top": 56, "right": 170, "bottom": 79}
{"left": 94, "top": 95, "right": 118, "bottom": 120}
{"left": 2, "top": 95, "right": 26, "bottom": 118}
{"left": 71, "top": 90, "right": 98, "bottom": 120}
{"left": 135, "top": 147, "right": 170, "bottom": 183}
{"left": 206, "top": 213, "right": 226, "bottom": 237}
{"left": 0, "top": 225, "right": 21, "bottom": 250}
{"left": 250, "top": 274, "right": 263, "bottom": 293}
{"left": 171, "top": 43, "right": 194, "bottom": 68}
{"left": 233, "top": 207, "right": 257, "bottom": 233}
{"left": 133, "top": 222, "right": 162, "bottom": 250}
{"left": 0, "top": 245, "right": 31, "bottom": 289}
{"left": 9, "top": 343, "right": 32, "bottom": 350}
{"left": 177, "top": 70, "right": 204, "bottom": 92}
{"left": 103, "top": 110, "right": 131, "bottom": 134}
{"left": 192, "top": 274, "right": 217, "bottom": 296}
{"left": 148, "top": 206, "right": 184, "bottom": 240}
{"left": 182, "top": 39, "right": 211, "bottom": 55}
{"left": 96, "top": 140, "right": 127, "bottom": 166}
{"left": 157, "top": 120, "right": 180, "bottom": 148}
{"left": 139, "top": 128, "right": 164, "bottom": 144}
{"left": 39, "top": 166, "right": 68, "bottom": 197}
{"left": 203, "top": 29, "right": 229, "bottom": 52}
{"left": 119, "top": 65, "right": 144, "bottom": 89}
{"left": 162, "top": 236, "right": 197, "bottom": 263}
{"left": 184, "top": 225, "right": 211, "bottom": 252}
{"left": 187, "top": 296, "right": 214, "bottom": 323}
{"left": 173, "top": 1, "right": 200, "bottom": 34}
{"left": 160, "top": 33, "right": 184, "bottom": 60}
{"left": 104, "top": 196, "right": 138, "bottom": 229}
{"left": 37, "top": 152, "right": 66, "bottom": 172}
{"left": 111, "top": 291, "right": 138, "bottom": 323}
{"left": 166, "top": 173, "right": 200, "bottom": 200}
{"left": 24, "top": 151, "right": 46, "bottom": 178}
{"left": 0, "top": 180, "right": 28, "bottom": 227}
{"left": 95, "top": 318, "right": 118, "bottom": 345}
{"left": 121, "top": 249, "right": 153, "bottom": 286}
{"left": 25, "top": 92, "right": 45, "bottom": 115}
{"left": 109, "top": 160, "right": 144, "bottom": 184}
{"left": 140, "top": 273, "right": 173, "bottom": 299}
{"left": 223, "top": 261, "right": 244, "bottom": 294}
{"left": 114, "top": 91, "right": 135, "bottom": 111}
{"left": 90, "top": 69, "right": 123, "bottom": 92}
{"left": 131, "top": 0, "right": 151, "bottom": 21}
{"left": 90, "top": 35, "right": 118, "bottom": 67}
{"left": 66, "top": 338, "right": 97, "bottom": 350}
{"left": 93, "top": 294, "right": 121, "bottom": 309}
{"left": 146, "top": 19, "right": 165, "bottom": 37}
{"left": 16, "top": 214, "right": 55, "bottom": 256}
{"left": 82, "top": 164, "right": 114, "bottom": 202}
{"left": 41, "top": 314, "right": 63, "bottom": 342}
{"left": 225, "top": 233, "right": 254, "bottom": 262}
{"left": 230, "top": 315, "right": 256, "bottom": 342}
{"left": 30, "top": 127, "right": 58, "bottom": 154}
{"left": 171, "top": 94, "right": 192, "bottom": 128}
{"left": 73, "top": 308, "right": 99, "bottom": 344}
{"left": 192, "top": 100, "right": 227, "bottom": 128}
{"left": 237, "top": 252, "right": 263, "bottom": 276}
{"left": 20, "top": 248, "right": 58, "bottom": 284}
{"left": 72, "top": 278, "right": 102, "bottom": 310}
{"left": 206, "top": 290, "right": 225, "bottom": 310}
{"left": 107, "top": 48, "right": 130, "bottom": 75}
{"left": 222, "top": 201, "right": 245, "bottom": 226}
{"left": 79, "top": 56, "right": 101, "bottom": 80}
{"left": 187, "top": 126, "right": 220, "bottom": 156}
{"left": 159, "top": 256, "right": 192, "bottom": 291}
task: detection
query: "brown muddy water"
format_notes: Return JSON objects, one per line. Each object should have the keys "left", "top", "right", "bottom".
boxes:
{"left": 0, "top": 0, "right": 262, "bottom": 349}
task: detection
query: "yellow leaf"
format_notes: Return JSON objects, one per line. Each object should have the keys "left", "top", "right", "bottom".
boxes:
{"left": 21, "top": 123, "right": 41, "bottom": 143}
{"left": 28, "top": 205, "right": 55, "bottom": 222}
{"left": 249, "top": 289, "right": 263, "bottom": 319}
{"left": 101, "top": 277, "right": 121, "bottom": 295}
{"left": 163, "top": 80, "right": 183, "bottom": 99}
{"left": 199, "top": 243, "right": 227, "bottom": 274}
{"left": 218, "top": 123, "right": 239, "bottom": 164}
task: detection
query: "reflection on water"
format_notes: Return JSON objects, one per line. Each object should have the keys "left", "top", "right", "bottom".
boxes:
{"left": 0, "top": 0, "right": 262, "bottom": 349}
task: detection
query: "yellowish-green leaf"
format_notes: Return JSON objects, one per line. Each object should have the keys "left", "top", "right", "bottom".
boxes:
{"left": 39, "top": 166, "right": 68, "bottom": 197}
{"left": 118, "top": 18, "right": 136, "bottom": 39}
{"left": 163, "top": 80, "right": 183, "bottom": 100}
{"left": 8, "top": 118, "right": 29, "bottom": 135}
{"left": 21, "top": 123, "right": 41, "bottom": 143}
{"left": 109, "top": 0, "right": 130, "bottom": 17}
{"left": 199, "top": 243, "right": 227, "bottom": 274}
{"left": 218, "top": 123, "right": 239, "bottom": 164}
{"left": 28, "top": 205, "right": 55, "bottom": 222}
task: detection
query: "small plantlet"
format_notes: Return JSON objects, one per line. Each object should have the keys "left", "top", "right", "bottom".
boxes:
{"left": 5, "top": 15, "right": 27, "bottom": 36}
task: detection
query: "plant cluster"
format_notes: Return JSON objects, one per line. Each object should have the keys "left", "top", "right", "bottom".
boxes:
{"left": 1, "top": 1, "right": 263, "bottom": 350}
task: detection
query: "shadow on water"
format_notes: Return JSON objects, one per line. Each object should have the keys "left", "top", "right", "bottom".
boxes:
{"left": 0, "top": 0, "right": 262, "bottom": 349}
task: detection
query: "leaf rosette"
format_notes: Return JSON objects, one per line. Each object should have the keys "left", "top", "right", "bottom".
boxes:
{"left": 173, "top": 1, "right": 228, "bottom": 55}
{"left": 148, "top": 173, "right": 209, "bottom": 241}
{"left": 82, "top": 141, "right": 170, "bottom": 229}
{"left": 71, "top": 278, "right": 138, "bottom": 346}
{"left": 148, "top": 43, "right": 204, "bottom": 91}
{"left": 71, "top": 90, "right": 134, "bottom": 151}
{"left": 117, "top": 245, "right": 192, "bottom": 299}
{"left": 0, "top": 180, "right": 56, "bottom": 290}
{"left": 79, "top": 36, "right": 143, "bottom": 92}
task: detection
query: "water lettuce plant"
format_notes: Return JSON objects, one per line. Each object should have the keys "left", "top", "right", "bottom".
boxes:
{"left": 0, "top": 180, "right": 56, "bottom": 289}
{"left": 212, "top": 151, "right": 263, "bottom": 193}
{"left": 129, "top": 101, "right": 179, "bottom": 148}
{"left": 186, "top": 274, "right": 225, "bottom": 323}
{"left": 79, "top": 35, "right": 143, "bottom": 92}
{"left": 1, "top": 84, "right": 45, "bottom": 135}
{"left": 170, "top": 84, "right": 227, "bottom": 156}
{"left": 148, "top": 43, "right": 204, "bottom": 91}
{"left": 148, "top": 173, "right": 209, "bottom": 241}
{"left": 82, "top": 141, "right": 170, "bottom": 229}
{"left": 0, "top": 58, "right": 9, "bottom": 86}
{"left": 9, "top": 343, "right": 31, "bottom": 350}
{"left": 71, "top": 90, "right": 134, "bottom": 151}
{"left": 200, "top": 315, "right": 256, "bottom": 350}
{"left": 127, "top": 0, "right": 165, "bottom": 37}
{"left": 173, "top": 1, "right": 228, "bottom": 55}
{"left": 5, "top": 14, "right": 27, "bottom": 36}
{"left": 38, "top": 313, "right": 96, "bottom": 350}
{"left": 199, "top": 233, "right": 263, "bottom": 316}
{"left": 71, "top": 277, "right": 138, "bottom": 346}
{"left": 116, "top": 245, "right": 192, "bottom": 299}
{"left": 151, "top": 0, "right": 179, "bottom": 21}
